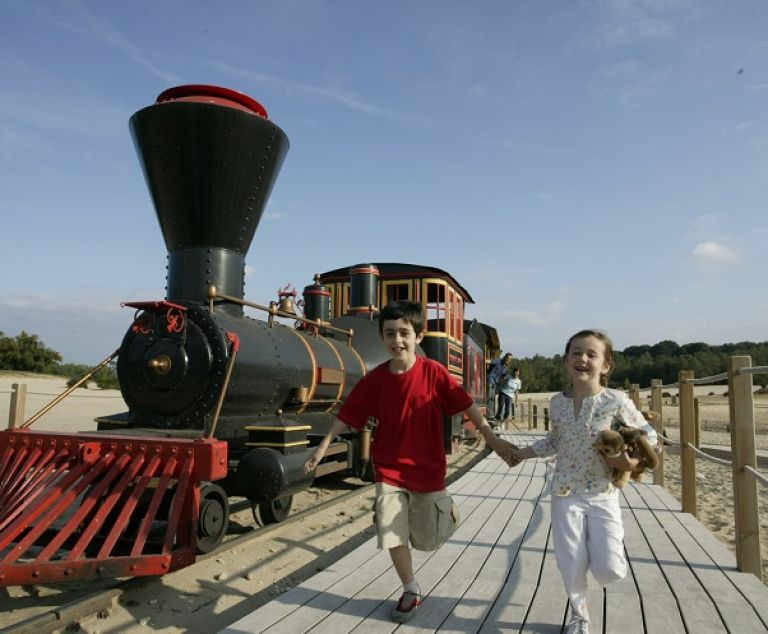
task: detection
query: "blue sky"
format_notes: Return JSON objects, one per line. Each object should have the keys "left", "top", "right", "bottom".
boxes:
{"left": 1, "top": 0, "right": 766, "bottom": 365}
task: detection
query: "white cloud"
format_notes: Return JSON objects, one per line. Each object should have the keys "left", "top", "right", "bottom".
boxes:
{"left": 591, "top": 0, "right": 688, "bottom": 47}
{"left": 747, "top": 137, "right": 768, "bottom": 149}
{"left": 691, "top": 241, "right": 737, "bottom": 265}
{"left": 683, "top": 214, "right": 729, "bottom": 243}
{"left": 591, "top": 60, "right": 668, "bottom": 106}
{"left": 547, "top": 301, "right": 565, "bottom": 316}
{"left": 49, "top": 2, "right": 179, "bottom": 84}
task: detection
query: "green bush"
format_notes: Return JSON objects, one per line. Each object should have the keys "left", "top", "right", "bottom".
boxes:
{"left": 64, "top": 365, "right": 119, "bottom": 390}
{"left": 0, "top": 331, "right": 62, "bottom": 373}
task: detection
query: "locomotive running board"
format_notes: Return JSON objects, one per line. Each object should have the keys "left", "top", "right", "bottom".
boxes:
{"left": 0, "top": 429, "right": 227, "bottom": 587}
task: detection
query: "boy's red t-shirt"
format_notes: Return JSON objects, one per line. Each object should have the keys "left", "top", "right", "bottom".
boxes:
{"left": 336, "top": 356, "right": 473, "bottom": 492}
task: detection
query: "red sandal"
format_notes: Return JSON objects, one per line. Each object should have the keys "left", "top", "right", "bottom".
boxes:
{"left": 391, "top": 590, "right": 422, "bottom": 623}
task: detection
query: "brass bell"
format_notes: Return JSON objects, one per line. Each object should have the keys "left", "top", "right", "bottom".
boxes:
{"left": 278, "top": 296, "right": 296, "bottom": 315}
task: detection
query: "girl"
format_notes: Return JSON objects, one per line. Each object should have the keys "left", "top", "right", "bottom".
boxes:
{"left": 511, "top": 330, "right": 657, "bottom": 634}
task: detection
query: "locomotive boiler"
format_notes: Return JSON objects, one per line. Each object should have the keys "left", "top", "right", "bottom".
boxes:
{"left": 0, "top": 85, "right": 497, "bottom": 587}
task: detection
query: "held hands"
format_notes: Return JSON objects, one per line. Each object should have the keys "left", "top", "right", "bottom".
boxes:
{"left": 493, "top": 438, "right": 521, "bottom": 468}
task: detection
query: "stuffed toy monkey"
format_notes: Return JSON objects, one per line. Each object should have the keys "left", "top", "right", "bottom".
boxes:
{"left": 595, "top": 412, "right": 660, "bottom": 489}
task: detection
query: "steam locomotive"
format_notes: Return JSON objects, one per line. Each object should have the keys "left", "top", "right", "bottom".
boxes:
{"left": 0, "top": 85, "right": 499, "bottom": 586}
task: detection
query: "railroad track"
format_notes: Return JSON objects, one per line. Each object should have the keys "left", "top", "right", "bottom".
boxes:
{"left": 1, "top": 440, "right": 489, "bottom": 634}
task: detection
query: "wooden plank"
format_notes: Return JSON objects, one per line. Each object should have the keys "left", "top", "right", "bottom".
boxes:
{"left": 639, "top": 483, "right": 768, "bottom": 631}
{"left": 473, "top": 452, "right": 564, "bottom": 633}
{"left": 637, "top": 483, "right": 766, "bottom": 631}
{"left": 395, "top": 460, "right": 535, "bottom": 632}
{"left": 517, "top": 504, "right": 568, "bottom": 634}
{"left": 434, "top": 459, "right": 547, "bottom": 633}
{"left": 344, "top": 458, "right": 517, "bottom": 634}
{"left": 625, "top": 483, "right": 727, "bottom": 632}
{"left": 673, "top": 512, "right": 768, "bottom": 626}
{"left": 605, "top": 568, "right": 642, "bottom": 634}
{"left": 619, "top": 484, "right": 685, "bottom": 633}
{"left": 406, "top": 460, "right": 527, "bottom": 630}
{"left": 217, "top": 542, "right": 386, "bottom": 633}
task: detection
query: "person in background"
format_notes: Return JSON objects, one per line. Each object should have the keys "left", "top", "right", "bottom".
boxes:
{"left": 496, "top": 368, "right": 521, "bottom": 422}
{"left": 509, "top": 330, "right": 657, "bottom": 634}
{"left": 304, "top": 301, "right": 517, "bottom": 624}
{"left": 510, "top": 367, "right": 523, "bottom": 409}
{"left": 487, "top": 352, "right": 513, "bottom": 420}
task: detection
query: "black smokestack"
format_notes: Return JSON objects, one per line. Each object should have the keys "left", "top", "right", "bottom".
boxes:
{"left": 129, "top": 85, "right": 289, "bottom": 313}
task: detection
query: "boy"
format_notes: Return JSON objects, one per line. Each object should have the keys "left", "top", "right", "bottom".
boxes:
{"left": 304, "top": 300, "right": 515, "bottom": 623}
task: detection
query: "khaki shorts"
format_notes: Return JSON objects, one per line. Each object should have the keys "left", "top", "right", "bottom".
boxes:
{"left": 374, "top": 482, "right": 460, "bottom": 551}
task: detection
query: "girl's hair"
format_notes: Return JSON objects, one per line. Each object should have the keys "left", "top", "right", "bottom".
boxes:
{"left": 564, "top": 329, "right": 614, "bottom": 386}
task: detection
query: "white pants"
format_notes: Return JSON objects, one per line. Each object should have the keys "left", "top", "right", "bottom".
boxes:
{"left": 551, "top": 492, "right": 627, "bottom": 618}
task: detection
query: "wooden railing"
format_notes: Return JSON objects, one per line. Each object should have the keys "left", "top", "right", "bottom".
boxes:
{"left": 629, "top": 355, "right": 767, "bottom": 581}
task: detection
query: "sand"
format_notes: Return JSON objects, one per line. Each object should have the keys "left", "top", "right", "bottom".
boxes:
{"left": 0, "top": 372, "right": 125, "bottom": 432}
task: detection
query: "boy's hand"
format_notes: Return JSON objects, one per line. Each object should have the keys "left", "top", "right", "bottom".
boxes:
{"left": 303, "top": 447, "right": 325, "bottom": 474}
{"left": 494, "top": 438, "right": 521, "bottom": 467}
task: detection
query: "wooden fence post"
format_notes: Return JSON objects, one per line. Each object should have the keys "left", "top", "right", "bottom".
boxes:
{"left": 727, "top": 356, "right": 762, "bottom": 580}
{"left": 527, "top": 398, "right": 533, "bottom": 431}
{"left": 651, "top": 379, "right": 664, "bottom": 487}
{"left": 8, "top": 383, "right": 26, "bottom": 429}
{"left": 694, "top": 397, "right": 700, "bottom": 448}
{"left": 629, "top": 384, "right": 640, "bottom": 408}
{"left": 679, "top": 370, "right": 697, "bottom": 517}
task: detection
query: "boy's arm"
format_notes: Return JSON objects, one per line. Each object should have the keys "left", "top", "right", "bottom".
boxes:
{"left": 464, "top": 404, "right": 519, "bottom": 466}
{"left": 304, "top": 418, "right": 349, "bottom": 474}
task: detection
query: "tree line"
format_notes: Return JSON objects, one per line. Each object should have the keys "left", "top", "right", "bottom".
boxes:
{"left": 0, "top": 331, "right": 119, "bottom": 389}
{"left": 513, "top": 340, "right": 768, "bottom": 393}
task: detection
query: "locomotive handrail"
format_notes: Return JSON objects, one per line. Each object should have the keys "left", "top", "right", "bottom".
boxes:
{"left": 9, "top": 391, "right": 122, "bottom": 398}
{"left": 206, "top": 332, "right": 240, "bottom": 439}
{"left": 19, "top": 348, "right": 120, "bottom": 429}
{"left": 210, "top": 289, "right": 355, "bottom": 344}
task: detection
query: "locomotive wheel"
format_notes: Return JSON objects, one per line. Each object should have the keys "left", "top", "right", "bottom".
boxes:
{"left": 197, "top": 483, "right": 230, "bottom": 554}
{"left": 252, "top": 495, "right": 293, "bottom": 525}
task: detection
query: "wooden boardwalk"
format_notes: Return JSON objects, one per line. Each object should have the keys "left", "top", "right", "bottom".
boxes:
{"left": 219, "top": 431, "right": 768, "bottom": 633}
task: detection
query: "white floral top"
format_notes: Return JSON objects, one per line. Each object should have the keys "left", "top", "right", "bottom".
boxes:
{"left": 531, "top": 388, "right": 658, "bottom": 496}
